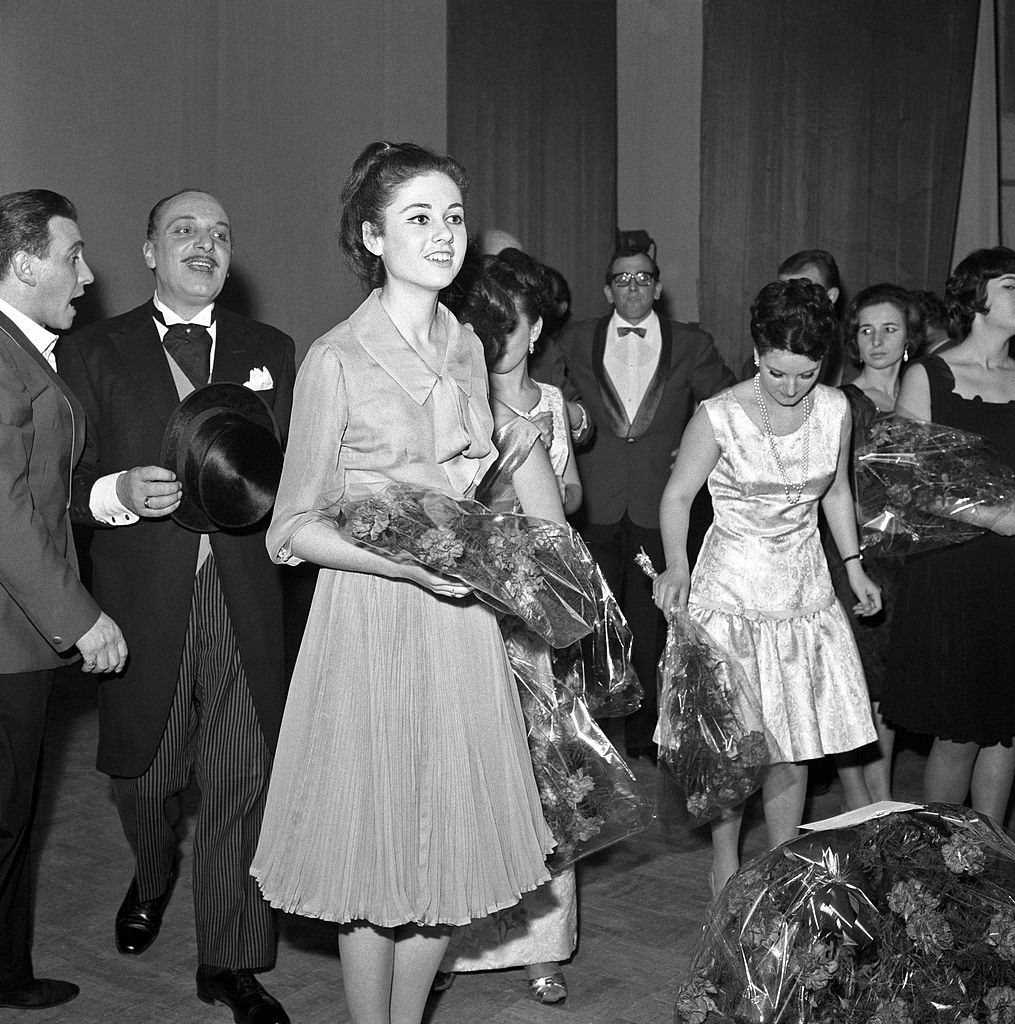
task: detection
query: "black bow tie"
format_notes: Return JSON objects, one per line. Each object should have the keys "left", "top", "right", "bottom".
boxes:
{"left": 153, "top": 309, "right": 212, "bottom": 388}
{"left": 617, "top": 325, "right": 646, "bottom": 337}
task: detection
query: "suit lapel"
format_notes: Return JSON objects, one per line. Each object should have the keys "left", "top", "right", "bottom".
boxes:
{"left": 629, "top": 317, "right": 674, "bottom": 437}
{"left": 112, "top": 302, "right": 181, "bottom": 428}
{"left": 210, "top": 306, "right": 254, "bottom": 384}
{"left": 0, "top": 307, "right": 86, "bottom": 472}
{"left": 591, "top": 315, "right": 632, "bottom": 437}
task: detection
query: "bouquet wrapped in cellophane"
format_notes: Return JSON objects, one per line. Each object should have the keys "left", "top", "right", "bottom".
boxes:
{"left": 654, "top": 610, "right": 774, "bottom": 823}
{"left": 501, "top": 618, "right": 653, "bottom": 872}
{"left": 579, "top": 561, "right": 643, "bottom": 718}
{"left": 323, "top": 483, "right": 598, "bottom": 648}
{"left": 855, "top": 417, "right": 1015, "bottom": 556}
{"left": 675, "top": 804, "right": 1015, "bottom": 1024}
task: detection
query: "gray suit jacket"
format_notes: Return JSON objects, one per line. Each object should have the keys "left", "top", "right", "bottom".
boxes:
{"left": 0, "top": 308, "right": 99, "bottom": 671}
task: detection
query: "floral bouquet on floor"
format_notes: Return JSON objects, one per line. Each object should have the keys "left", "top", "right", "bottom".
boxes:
{"left": 654, "top": 610, "right": 773, "bottom": 823}
{"left": 323, "top": 483, "right": 598, "bottom": 647}
{"left": 674, "top": 804, "right": 1015, "bottom": 1024}
{"left": 855, "top": 417, "right": 1015, "bottom": 556}
{"left": 502, "top": 618, "right": 654, "bottom": 872}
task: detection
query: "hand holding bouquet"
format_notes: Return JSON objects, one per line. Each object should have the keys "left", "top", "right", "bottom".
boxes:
{"left": 324, "top": 483, "right": 598, "bottom": 647}
{"left": 855, "top": 417, "right": 1015, "bottom": 555}
{"left": 637, "top": 551, "right": 773, "bottom": 822}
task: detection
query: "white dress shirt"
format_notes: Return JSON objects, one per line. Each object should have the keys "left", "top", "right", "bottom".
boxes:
{"left": 602, "top": 310, "right": 662, "bottom": 424}
{"left": 86, "top": 294, "right": 217, "bottom": 527}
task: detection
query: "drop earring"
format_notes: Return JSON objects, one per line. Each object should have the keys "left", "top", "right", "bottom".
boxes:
{"left": 529, "top": 336, "right": 537, "bottom": 355}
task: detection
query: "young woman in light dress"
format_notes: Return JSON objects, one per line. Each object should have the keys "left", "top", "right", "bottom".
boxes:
{"left": 250, "top": 142, "right": 554, "bottom": 1024}
{"left": 652, "top": 279, "right": 880, "bottom": 895}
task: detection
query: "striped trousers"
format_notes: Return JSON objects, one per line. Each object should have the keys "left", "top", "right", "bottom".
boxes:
{"left": 112, "top": 557, "right": 275, "bottom": 968}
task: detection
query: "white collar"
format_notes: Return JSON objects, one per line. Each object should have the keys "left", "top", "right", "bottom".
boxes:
{"left": 610, "top": 309, "right": 658, "bottom": 334}
{"left": 153, "top": 292, "right": 214, "bottom": 327}
{"left": 0, "top": 294, "right": 59, "bottom": 361}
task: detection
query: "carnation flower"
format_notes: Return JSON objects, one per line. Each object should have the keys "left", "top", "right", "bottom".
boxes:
{"left": 905, "top": 909, "right": 953, "bottom": 954}
{"left": 416, "top": 527, "right": 465, "bottom": 571}
{"left": 870, "top": 999, "right": 913, "bottom": 1024}
{"left": 941, "top": 832, "right": 987, "bottom": 875}
{"left": 986, "top": 908, "right": 1015, "bottom": 963}
{"left": 985, "top": 986, "right": 1015, "bottom": 1024}
{"left": 674, "top": 973, "right": 719, "bottom": 1024}
{"left": 887, "top": 878, "right": 938, "bottom": 918}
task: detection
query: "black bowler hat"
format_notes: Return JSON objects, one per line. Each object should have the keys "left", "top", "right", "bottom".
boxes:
{"left": 159, "top": 382, "right": 284, "bottom": 532}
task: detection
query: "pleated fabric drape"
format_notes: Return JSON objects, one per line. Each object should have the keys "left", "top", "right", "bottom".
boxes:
{"left": 446, "top": 0, "right": 617, "bottom": 320}
{"left": 699, "top": 0, "right": 979, "bottom": 369}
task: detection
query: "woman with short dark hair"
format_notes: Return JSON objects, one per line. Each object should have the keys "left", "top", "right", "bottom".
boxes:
{"left": 653, "top": 278, "right": 880, "bottom": 895}
{"left": 882, "top": 247, "right": 1015, "bottom": 825}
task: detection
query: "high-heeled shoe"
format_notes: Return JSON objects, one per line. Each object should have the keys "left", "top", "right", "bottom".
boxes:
{"left": 431, "top": 971, "right": 455, "bottom": 993}
{"left": 528, "top": 972, "right": 567, "bottom": 1004}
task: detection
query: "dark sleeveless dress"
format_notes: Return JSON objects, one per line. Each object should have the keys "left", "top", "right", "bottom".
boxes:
{"left": 826, "top": 384, "right": 902, "bottom": 703}
{"left": 881, "top": 355, "right": 1015, "bottom": 746}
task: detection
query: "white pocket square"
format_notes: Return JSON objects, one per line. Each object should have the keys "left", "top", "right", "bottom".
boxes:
{"left": 243, "top": 367, "right": 273, "bottom": 391}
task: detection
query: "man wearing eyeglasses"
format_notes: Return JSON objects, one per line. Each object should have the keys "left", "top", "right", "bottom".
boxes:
{"left": 552, "top": 246, "right": 735, "bottom": 761}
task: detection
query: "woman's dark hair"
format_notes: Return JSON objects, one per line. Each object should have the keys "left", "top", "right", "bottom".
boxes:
{"left": 945, "top": 246, "right": 1015, "bottom": 337}
{"left": 843, "top": 283, "right": 924, "bottom": 364}
{"left": 338, "top": 141, "right": 468, "bottom": 290}
{"left": 457, "top": 248, "right": 553, "bottom": 365}
{"left": 750, "top": 278, "right": 837, "bottom": 362}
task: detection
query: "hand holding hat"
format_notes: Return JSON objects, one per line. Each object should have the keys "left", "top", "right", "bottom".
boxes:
{"left": 159, "top": 382, "right": 284, "bottom": 533}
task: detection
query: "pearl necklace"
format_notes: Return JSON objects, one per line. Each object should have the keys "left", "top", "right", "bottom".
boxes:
{"left": 753, "top": 374, "right": 812, "bottom": 505}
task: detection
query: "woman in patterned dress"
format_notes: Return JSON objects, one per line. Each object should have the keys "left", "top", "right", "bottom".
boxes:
{"left": 652, "top": 280, "right": 880, "bottom": 895}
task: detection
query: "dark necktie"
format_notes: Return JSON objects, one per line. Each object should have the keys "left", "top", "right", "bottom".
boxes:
{"left": 617, "top": 325, "right": 646, "bottom": 337}
{"left": 157, "top": 318, "right": 212, "bottom": 389}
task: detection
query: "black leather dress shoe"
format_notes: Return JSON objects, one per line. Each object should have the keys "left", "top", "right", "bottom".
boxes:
{"left": 0, "top": 977, "right": 79, "bottom": 1009}
{"left": 115, "top": 872, "right": 174, "bottom": 955}
{"left": 196, "top": 967, "right": 290, "bottom": 1024}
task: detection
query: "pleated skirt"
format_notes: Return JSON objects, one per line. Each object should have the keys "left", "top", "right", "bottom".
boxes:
{"left": 251, "top": 567, "right": 554, "bottom": 927}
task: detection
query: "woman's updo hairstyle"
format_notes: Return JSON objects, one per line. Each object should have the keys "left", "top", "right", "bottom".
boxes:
{"left": 945, "top": 246, "right": 1015, "bottom": 338}
{"left": 750, "top": 278, "right": 837, "bottom": 363}
{"left": 457, "top": 247, "right": 554, "bottom": 365}
{"left": 339, "top": 141, "right": 469, "bottom": 290}
{"left": 844, "top": 283, "right": 925, "bottom": 364}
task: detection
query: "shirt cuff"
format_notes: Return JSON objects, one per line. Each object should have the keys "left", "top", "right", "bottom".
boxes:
{"left": 90, "top": 472, "right": 139, "bottom": 526}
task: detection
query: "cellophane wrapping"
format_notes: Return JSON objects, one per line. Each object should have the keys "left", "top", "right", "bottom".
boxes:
{"left": 579, "top": 561, "right": 644, "bottom": 718}
{"left": 501, "top": 618, "right": 654, "bottom": 872}
{"left": 855, "top": 417, "right": 1015, "bottom": 556}
{"left": 675, "top": 804, "right": 1015, "bottom": 1024}
{"left": 655, "top": 610, "right": 775, "bottom": 823}
{"left": 324, "top": 483, "right": 597, "bottom": 647}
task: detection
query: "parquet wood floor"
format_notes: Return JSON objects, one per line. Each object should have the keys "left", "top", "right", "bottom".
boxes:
{"left": 16, "top": 672, "right": 974, "bottom": 1023}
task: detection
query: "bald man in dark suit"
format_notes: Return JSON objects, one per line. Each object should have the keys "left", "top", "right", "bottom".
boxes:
{"left": 59, "top": 189, "right": 294, "bottom": 1024}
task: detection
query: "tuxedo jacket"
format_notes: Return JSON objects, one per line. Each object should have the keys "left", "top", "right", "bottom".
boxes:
{"left": 0, "top": 309, "right": 100, "bottom": 671}
{"left": 553, "top": 313, "right": 735, "bottom": 530}
{"left": 58, "top": 301, "right": 296, "bottom": 777}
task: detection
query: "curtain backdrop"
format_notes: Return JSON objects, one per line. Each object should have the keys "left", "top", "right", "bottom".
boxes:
{"left": 0, "top": 0, "right": 447, "bottom": 362}
{"left": 446, "top": 0, "right": 616, "bottom": 320}
{"left": 700, "top": 0, "right": 979, "bottom": 369}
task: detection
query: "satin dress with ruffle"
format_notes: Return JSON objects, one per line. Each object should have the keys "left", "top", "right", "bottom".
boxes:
{"left": 689, "top": 386, "right": 875, "bottom": 763}
{"left": 250, "top": 293, "right": 554, "bottom": 927}
{"left": 441, "top": 411, "right": 577, "bottom": 971}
